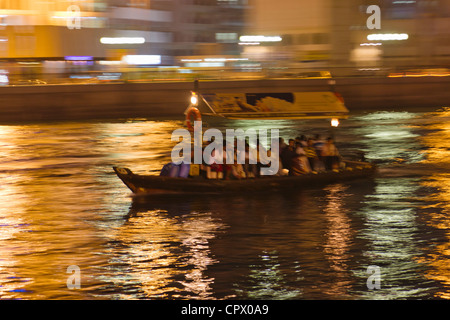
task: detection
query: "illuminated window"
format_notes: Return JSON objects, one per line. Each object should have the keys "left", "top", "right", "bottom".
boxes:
{"left": 215, "top": 32, "right": 237, "bottom": 43}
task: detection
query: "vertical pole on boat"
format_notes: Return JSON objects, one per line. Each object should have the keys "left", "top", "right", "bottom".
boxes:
{"left": 330, "top": 118, "right": 339, "bottom": 141}
{"left": 194, "top": 78, "right": 199, "bottom": 92}
{"left": 328, "top": 125, "right": 334, "bottom": 144}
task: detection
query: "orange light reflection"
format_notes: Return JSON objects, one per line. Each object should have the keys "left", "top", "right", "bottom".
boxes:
{"left": 322, "top": 183, "right": 354, "bottom": 298}
{"left": 417, "top": 108, "right": 450, "bottom": 299}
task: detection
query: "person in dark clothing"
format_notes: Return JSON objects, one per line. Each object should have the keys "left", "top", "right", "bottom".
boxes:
{"left": 280, "top": 139, "right": 296, "bottom": 172}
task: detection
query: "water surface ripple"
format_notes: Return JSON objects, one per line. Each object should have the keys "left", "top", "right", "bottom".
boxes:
{"left": 0, "top": 108, "right": 449, "bottom": 299}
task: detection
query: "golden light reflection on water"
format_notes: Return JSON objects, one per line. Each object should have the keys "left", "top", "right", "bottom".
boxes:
{"left": 417, "top": 173, "right": 450, "bottom": 300}
{"left": 322, "top": 184, "right": 354, "bottom": 298}
{"left": 0, "top": 126, "right": 34, "bottom": 297}
{"left": 97, "top": 120, "right": 183, "bottom": 175}
{"left": 417, "top": 108, "right": 450, "bottom": 298}
{"left": 418, "top": 108, "right": 450, "bottom": 166}
{"left": 0, "top": 175, "right": 29, "bottom": 298}
{"left": 1, "top": 112, "right": 450, "bottom": 299}
{"left": 0, "top": 120, "right": 181, "bottom": 299}
{"left": 103, "top": 209, "right": 224, "bottom": 299}
{"left": 104, "top": 210, "right": 183, "bottom": 299}
{"left": 0, "top": 172, "right": 114, "bottom": 299}
{"left": 179, "top": 213, "right": 223, "bottom": 299}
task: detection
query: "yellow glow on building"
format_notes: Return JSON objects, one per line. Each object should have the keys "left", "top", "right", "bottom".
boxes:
{"left": 0, "top": 0, "right": 100, "bottom": 12}
{"left": 0, "top": 0, "right": 107, "bottom": 58}
{"left": 0, "top": 0, "right": 106, "bottom": 27}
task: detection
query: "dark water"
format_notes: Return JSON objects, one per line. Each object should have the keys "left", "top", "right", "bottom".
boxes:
{"left": 0, "top": 107, "right": 450, "bottom": 300}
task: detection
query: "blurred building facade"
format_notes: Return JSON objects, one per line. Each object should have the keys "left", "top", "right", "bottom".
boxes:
{"left": 0, "top": 0, "right": 108, "bottom": 58}
{"left": 1, "top": 0, "right": 449, "bottom": 78}
{"left": 244, "top": 0, "right": 450, "bottom": 74}
{"left": 0, "top": 0, "right": 246, "bottom": 62}
{"left": 0, "top": 0, "right": 248, "bottom": 83}
{"left": 107, "top": 0, "right": 246, "bottom": 61}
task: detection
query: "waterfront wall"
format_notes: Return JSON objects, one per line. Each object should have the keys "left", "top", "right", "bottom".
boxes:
{"left": 0, "top": 76, "right": 449, "bottom": 122}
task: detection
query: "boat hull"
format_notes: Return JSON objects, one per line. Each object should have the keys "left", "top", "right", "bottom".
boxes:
{"left": 113, "top": 161, "right": 376, "bottom": 196}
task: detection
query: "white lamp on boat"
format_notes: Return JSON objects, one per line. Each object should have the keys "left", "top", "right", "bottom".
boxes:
{"left": 331, "top": 118, "right": 339, "bottom": 127}
{"left": 190, "top": 92, "right": 198, "bottom": 106}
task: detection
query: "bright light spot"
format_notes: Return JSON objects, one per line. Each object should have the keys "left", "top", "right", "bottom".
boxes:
{"left": 331, "top": 118, "right": 339, "bottom": 127}
{"left": 98, "top": 60, "right": 122, "bottom": 65}
{"left": 0, "top": 74, "right": 8, "bottom": 85}
{"left": 65, "top": 56, "right": 93, "bottom": 61}
{"left": 100, "top": 37, "right": 145, "bottom": 44}
{"left": 204, "top": 58, "right": 227, "bottom": 62}
{"left": 185, "top": 62, "right": 224, "bottom": 67}
{"left": 190, "top": 94, "right": 198, "bottom": 105}
{"left": 367, "top": 33, "right": 408, "bottom": 41}
{"left": 121, "top": 55, "right": 161, "bottom": 65}
{"left": 239, "top": 42, "right": 261, "bottom": 46}
{"left": 239, "top": 35, "right": 282, "bottom": 42}
{"left": 181, "top": 59, "right": 203, "bottom": 62}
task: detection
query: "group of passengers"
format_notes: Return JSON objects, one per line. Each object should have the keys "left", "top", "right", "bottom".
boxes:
{"left": 200, "top": 134, "right": 340, "bottom": 180}
{"left": 201, "top": 139, "right": 265, "bottom": 180}
{"left": 279, "top": 135, "right": 340, "bottom": 176}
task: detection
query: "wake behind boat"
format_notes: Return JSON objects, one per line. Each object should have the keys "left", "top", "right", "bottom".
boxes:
{"left": 113, "top": 160, "right": 376, "bottom": 196}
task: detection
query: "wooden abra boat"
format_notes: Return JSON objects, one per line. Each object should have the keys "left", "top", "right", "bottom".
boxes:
{"left": 113, "top": 161, "right": 376, "bottom": 196}
{"left": 114, "top": 88, "right": 375, "bottom": 196}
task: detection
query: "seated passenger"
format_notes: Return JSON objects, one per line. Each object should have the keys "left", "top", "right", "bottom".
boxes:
{"left": 205, "top": 148, "right": 223, "bottom": 179}
{"left": 312, "top": 134, "right": 325, "bottom": 171}
{"left": 295, "top": 141, "right": 306, "bottom": 156}
{"left": 322, "top": 137, "right": 340, "bottom": 171}
{"left": 275, "top": 155, "right": 289, "bottom": 176}
{"left": 290, "top": 154, "right": 311, "bottom": 176}
{"left": 295, "top": 135, "right": 308, "bottom": 148}
{"left": 159, "top": 162, "right": 190, "bottom": 178}
{"left": 256, "top": 139, "right": 268, "bottom": 178}
{"left": 278, "top": 137, "right": 287, "bottom": 154}
{"left": 304, "top": 138, "right": 319, "bottom": 172}
{"left": 280, "top": 139, "right": 296, "bottom": 172}
{"left": 230, "top": 163, "right": 246, "bottom": 180}
{"left": 243, "top": 142, "right": 258, "bottom": 178}
{"left": 221, "top": 140, "right": 234, "bottom": 180}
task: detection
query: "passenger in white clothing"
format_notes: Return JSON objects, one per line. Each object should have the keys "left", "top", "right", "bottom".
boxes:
{"left": 321, "top": 137, "right": 340, "bottom": 171}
